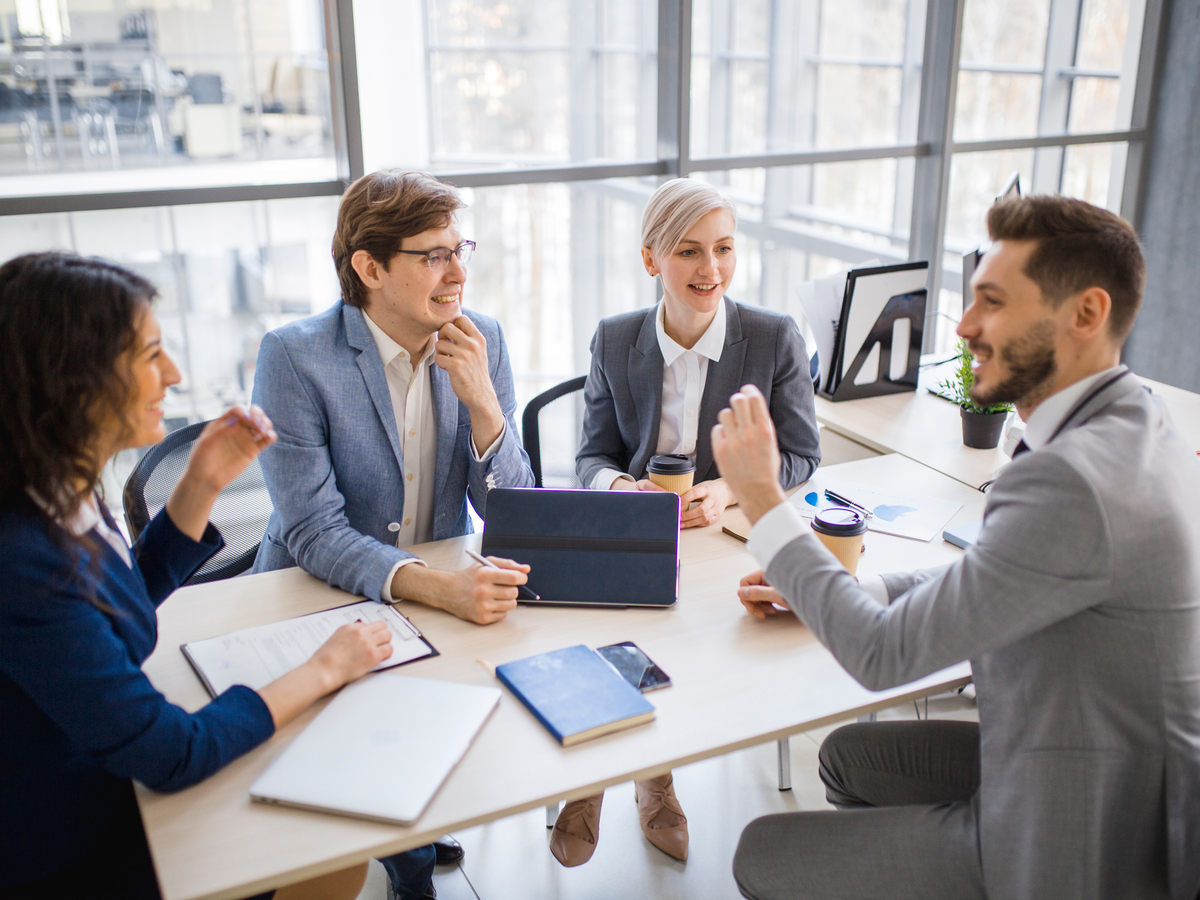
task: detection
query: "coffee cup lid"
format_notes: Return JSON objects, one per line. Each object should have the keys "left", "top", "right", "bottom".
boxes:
{"left": 812, "top": 506, "right": 868, "bottom": 536}
{"left": 647, "top": 453, "right": 695, "bottom": 475}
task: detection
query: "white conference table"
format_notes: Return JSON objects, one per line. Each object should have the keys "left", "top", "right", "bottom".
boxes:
{"left": 815, "top": 362, "right": 1200, "bottom": 491}
{"left": 138, "top": 453, "right": 984, "bottom": 900}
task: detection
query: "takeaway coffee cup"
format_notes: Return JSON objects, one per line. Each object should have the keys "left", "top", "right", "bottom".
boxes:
{"left": 811, "top": 507, "right": 868, "bottom": 576}
{"left": 646, "top": 454, "right": 696, "bottom": 495}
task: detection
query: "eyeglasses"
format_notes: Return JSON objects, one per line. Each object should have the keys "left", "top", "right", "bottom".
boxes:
{"left": 396, "top": 240, "right": 475, "bottom": 271}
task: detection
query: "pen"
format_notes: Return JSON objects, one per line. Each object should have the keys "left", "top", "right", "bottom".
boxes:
{"left": 465, "top": 549, "right": 541, "bottom": 601}
{"left": 823, "top": 489, "right": 874, "bottom": 519}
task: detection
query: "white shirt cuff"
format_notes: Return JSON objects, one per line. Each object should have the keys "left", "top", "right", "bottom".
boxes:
{"left": 859, "top": 575, "right": 890, "bottom": 606}
{"left": 746, "top": 501, "right": 813, "bottom": 570}
{"left": 381, "top": 557, "right": 428, "bottom": 603}
{"left": 593, "top": 468, "right": 634, "bottom": 491}
{"left": 471, "top": 421, "right": 506, "bottom": 463}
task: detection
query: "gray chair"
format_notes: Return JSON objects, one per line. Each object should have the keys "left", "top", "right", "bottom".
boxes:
{"left": 521, "top": 375, "right": 586, "bottom": 488}
{"left": 122, "top": 420, "right": 273, "bottom": 585}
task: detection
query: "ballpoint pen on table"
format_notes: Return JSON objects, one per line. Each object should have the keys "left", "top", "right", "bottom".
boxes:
{"left": 465, "top": 548, "right": 541, "bottom": 601}
{"left": 823, "top": 489, "right": 874, "bottom": 519}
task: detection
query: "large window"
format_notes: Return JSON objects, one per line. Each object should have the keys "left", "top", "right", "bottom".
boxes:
{"left": 1, "top": 0, "right": 1164, "bottom": 439}
{"left": 0, "top": 0, "right": 337, "bottom": 198}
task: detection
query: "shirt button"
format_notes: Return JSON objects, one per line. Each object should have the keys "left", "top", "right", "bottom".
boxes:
{"left": 407, "top": 473, "right": 414, "bottom": 481}
{"left": 404, "top": 518, "right": 411, "bottom": 526}
{"left": 409, "top": 429, "right": 416, "bottom": 437}
{"left": 387, "top": 522, "right": 400, "bottom": 532}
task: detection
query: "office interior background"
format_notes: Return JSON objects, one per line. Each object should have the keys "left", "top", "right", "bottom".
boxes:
{"left": 0, "top": 0, "right": 1196, "bottom": 488}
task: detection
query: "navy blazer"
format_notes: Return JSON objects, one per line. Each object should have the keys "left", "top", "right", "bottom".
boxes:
{"left": 251, "top": 302, "right": 534, "bottom": 601}
{"left": 576, "top": 297, "right": 822, "bottom": 488}
{"left": 0, "top": 504, "right": 274, "bottom": 885}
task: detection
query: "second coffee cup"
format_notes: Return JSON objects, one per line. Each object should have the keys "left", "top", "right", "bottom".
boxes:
{"left": 647, "top": 454, "right": 696, "bottom": 495}
{"left": 811, "top": 507, "right": 868, "bottom": 576}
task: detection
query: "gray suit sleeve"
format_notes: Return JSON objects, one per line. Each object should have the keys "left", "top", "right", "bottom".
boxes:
{"left": 765, "top": 452, "right": 1114, "bottom": 690}
{"left": 253, "top": 332, "right": 415, "bottom": 602}
{"left": 576, "top": 322, "right": 631, "bottom": 486}
{"left": 770, "top": 316, "right": 822, "bottom": 489}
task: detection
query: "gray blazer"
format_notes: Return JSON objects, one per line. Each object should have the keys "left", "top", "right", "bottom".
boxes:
{"left": 765, "top": 370, "right": 1200, "bottom": 900}
{"left": 576, "top": 297, "right": 821, "bottom": 488}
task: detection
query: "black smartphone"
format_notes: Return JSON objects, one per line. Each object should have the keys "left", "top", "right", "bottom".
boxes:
{"left": 596, "top": 641, "right": 672, "bottom": 692}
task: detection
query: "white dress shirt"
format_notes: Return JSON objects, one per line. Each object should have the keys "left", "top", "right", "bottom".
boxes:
{"left": 746, "top": 366, "right": 1127, "bottom": 607}
{"left": 29, "top": 489, "right": 132, "bottom": 568}
{"left": 363, "top": 312, "right": 506, "bottom": 602}
{"left": 592, "top": 301, "right": 727, "bottom": 490}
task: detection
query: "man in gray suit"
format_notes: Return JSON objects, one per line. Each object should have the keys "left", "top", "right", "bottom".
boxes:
{"left": 712, "top": 196, "right": 1200, "bottom": 900}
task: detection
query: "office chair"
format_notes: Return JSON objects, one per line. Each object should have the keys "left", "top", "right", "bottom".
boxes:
{"left": 521, "top": 375, "right": 586, "bottom": 488}
{"left": 122, "top": 420, "right": 273, "bottom": 585}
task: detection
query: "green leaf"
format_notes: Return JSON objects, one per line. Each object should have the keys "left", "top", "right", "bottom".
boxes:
{"left": 937, "top": 338, "right": 1013, "bottom": 415}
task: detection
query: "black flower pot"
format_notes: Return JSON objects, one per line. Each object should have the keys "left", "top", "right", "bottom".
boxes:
{"left": 960, "top": 408, "right": 1007, "bottom": 449}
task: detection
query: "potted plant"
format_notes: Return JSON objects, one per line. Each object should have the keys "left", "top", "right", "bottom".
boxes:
{"left": 939, "top": 339, "right": 1013, "bottom": 449}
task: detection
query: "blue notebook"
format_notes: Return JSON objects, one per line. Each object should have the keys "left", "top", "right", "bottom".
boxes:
{"left": 496, "top": 645, "right": 656, "bottom": 746}
{"left": 943, "top": 520, "right": 983, "bottom": 549}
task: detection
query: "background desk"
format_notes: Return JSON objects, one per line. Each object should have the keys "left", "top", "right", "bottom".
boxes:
{"left": 138, "top": 454, "right": 983, "bottom": 900}
{"left": 815, "top": 363, "right": 1200, "bottom": 491}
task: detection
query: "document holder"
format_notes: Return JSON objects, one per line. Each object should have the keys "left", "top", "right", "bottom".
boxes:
{"left": 820, "top": 261, "right": 929, "bottom": 402}
{"left": 481, "top": 488, "right": 680, "bottom": 608}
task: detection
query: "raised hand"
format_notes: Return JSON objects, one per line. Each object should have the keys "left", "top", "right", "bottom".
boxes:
{"left": 166, "top": 405, "right": 277, "bottom": 541}
{"left": 711, "top": 385, "right": 787, "bottom": 525}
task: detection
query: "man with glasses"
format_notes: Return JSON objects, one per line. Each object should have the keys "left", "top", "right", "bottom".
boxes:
{"left": 253, "top": 170, "right": 534, "bottom": 625}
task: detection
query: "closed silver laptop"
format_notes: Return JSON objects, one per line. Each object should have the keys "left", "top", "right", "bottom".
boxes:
{"left": 250, "top": 674, "right": 500, "bottom": 825}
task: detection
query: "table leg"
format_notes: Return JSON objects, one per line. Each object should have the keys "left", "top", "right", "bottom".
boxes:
{"left": 857, "top": 712, "right": 877, "bottom": 723}
{"left": 777, "top": 738, "right": 791, "bottom": 791}
{"left": 545, "top": 802, "right": 559, "bottom": 828}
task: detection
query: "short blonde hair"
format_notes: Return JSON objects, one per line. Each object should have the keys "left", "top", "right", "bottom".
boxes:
{"left": 640, "top": 178, "right": 738, "bottom": 262}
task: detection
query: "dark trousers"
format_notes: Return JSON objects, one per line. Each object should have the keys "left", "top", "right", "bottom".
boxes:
{"left": 733, "top": 720, "right": 987, "bottom": 900}
{"left": 0, "top": 780, "right": 435, "bottom": 900}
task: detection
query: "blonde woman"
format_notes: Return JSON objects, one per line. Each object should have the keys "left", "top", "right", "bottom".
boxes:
{"left": 555, "top": 179, "right": 822, "bottom": 867}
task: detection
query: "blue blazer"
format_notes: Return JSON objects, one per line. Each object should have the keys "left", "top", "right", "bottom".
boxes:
{"left": 251, "top": 302, "right": 534, "bottom": 601}
{"left": 0, "top": 505, "right": 274, "bottom": 885}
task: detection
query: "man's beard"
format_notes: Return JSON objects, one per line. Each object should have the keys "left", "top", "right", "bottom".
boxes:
{"left": 969, "top": 319, "right": 1058, "bottom": 408}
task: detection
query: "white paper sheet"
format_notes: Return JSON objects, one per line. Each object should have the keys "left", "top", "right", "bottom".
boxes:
{"left": 182, "top": 600, "right": 431, "bottom": 697}
{"left": 790, "top": 475, "right": 963, "bottom": 543}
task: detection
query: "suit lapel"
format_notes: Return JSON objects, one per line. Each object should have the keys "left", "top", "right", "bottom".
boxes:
{"left": 628, "top": 309, "right": 664, "bottom": 478}
{"left": 695, "top": 298, "right": 745, "bottom": 481}
{"left": 1048, "top": 366, "right": 1140, "bottom": 445}
{"left": 344, "top": 305, "right": 404, "bottom": 472}
{"left": 430, "top": 363, "right": 460, "bottom": 504}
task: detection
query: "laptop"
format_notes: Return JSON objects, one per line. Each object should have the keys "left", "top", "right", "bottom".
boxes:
{"left": 481, "top": 488, "right": 680, "bottom": 608}
{"left": 250, "top": 675, "right": 501, "bottom": 825}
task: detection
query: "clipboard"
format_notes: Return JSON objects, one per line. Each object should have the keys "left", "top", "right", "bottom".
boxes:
{"left": 820, "top": 261, "right": 929, "bottom": 402}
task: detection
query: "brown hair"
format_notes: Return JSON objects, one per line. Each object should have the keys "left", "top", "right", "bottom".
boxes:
{"left": 332, "top": 171, "right": 466, "bottom": 309}
{"left": 986, "top": 195, "right": 1145, "bottom": 344}
{"left": 0, "top": 252, "right": 152, "bottom": 558}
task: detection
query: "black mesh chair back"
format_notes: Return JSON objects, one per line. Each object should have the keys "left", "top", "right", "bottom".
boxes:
{"left": 521, "top": 376, "right": 587, "bottom": 488}
{"left": 122, "top": 421, "right": 273, "bottom": 585}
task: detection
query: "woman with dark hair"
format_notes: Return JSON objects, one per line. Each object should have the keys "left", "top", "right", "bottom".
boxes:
{"left": 0, "top": 253, "right": 430, "bottom": 900}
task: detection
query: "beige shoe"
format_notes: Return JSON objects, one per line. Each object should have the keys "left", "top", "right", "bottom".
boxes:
{"left": 549, "top": 792, "right": 604, "bottom": 867}
{"left": 634, "top": 773, "right": 689, "bottom": 861}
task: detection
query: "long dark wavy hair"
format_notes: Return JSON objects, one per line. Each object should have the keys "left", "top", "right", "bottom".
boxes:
{"left": 0, "top": 252, "right": 156, "bottom": 531}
